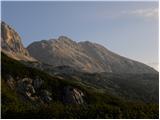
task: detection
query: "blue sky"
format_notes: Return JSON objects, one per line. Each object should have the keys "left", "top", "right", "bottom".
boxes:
{"left": 1, "top": 1, "right": 158, "bottom": 70}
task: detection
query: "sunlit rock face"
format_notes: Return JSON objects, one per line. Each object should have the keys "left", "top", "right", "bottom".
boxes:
{"left": 27, "top": 36, "right": 157, "bottom": 74}
{"left": 1, "top": 21, "right": 36, "bottom": 61}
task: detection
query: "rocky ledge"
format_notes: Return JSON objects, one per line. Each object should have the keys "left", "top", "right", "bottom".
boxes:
{"left": 6, "top": 75, "right": 85, "bottom": 105}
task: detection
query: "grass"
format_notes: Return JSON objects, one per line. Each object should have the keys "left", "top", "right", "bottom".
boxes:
{"left": 1, "top": 52, "right": 159, "bottom": 119}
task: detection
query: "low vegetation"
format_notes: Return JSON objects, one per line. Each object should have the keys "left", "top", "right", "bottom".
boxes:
{"left": 1, "top": 53, "right": 159, "bottom": 119}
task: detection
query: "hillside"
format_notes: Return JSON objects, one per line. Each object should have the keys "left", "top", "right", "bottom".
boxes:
{"left": 1, "top": 52, "right": 159, "bottom": 119}
{"left": 24, "top": 60, "right": 159, "bottom": 103}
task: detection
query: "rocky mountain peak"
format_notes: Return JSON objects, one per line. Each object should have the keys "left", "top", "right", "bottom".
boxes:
{"left": 58, "top": 35, "right": 72, "bottom": 41}
{"left": 57, "top": 35, "right": 77, "bottom": 45}
{"left": 1, "top": 21, "right": 36, "bottom": 61}
{"left": 27, "top": 36, "right": 157, "bottom": 74}
{"left": 1, "top": 21, "right": 25, "bottom": 53}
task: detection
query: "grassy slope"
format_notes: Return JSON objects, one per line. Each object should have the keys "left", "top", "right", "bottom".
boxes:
{"left": 1, "top": 53, "right": 159, "bottom": 119}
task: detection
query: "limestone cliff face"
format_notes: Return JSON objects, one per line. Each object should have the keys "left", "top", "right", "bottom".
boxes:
{"left": 27, "top": 36, "right": 157, "bottom": 74}
{"left": 1, "top": 21, "right": 36, "bottom": 61}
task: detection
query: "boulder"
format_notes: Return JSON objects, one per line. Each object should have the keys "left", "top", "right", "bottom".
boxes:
{"left": 40, "top": 90, "right": 52, "bottom": 103}
{"left": 63, "top": 86, "right": 84, "bottom": 104}
{"left": 6, "top": 75, "right": 15, "bottom": 89}
{"left": 33, "top": 76, "right": 43, "bottom": 89}
{"left": 12, "top": 77, "right": 52, "bottom": 103}
{"left": 17, "top": 78, "right": 36, "bottom": 100}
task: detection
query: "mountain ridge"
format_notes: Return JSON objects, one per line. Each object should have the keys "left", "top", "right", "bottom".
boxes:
{"left": 27, "top": 36, "right": 157, "bottom": 74}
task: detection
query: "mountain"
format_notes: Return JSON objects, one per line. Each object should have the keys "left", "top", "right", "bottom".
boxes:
{"left": 1, "top": 21, "right": 36, "bottom": 61}
{"left": 27, "top": 36, "right": 157, "bottom": 73}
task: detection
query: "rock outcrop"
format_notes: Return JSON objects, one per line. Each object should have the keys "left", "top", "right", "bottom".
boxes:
{"left": 13, "top": 77, "right": 51, "bottom": 103}
{"left": 17, "top": 78, "right": 37, "bottom": 101}
{"left": 6, "top": 75, "right": 15, "bottom": 90}
{"left": 40, "top": 90, "right": 52, "bottom": 103}
{"left": 5, "top": 75, "right": 85, "bottom": 104}
{"left": 1, "top": 21, "right": 36, "bottom": 61}
{"left": 27, "top": 36, "right": 157, "bottom": 74}
{"left": 33, "top": 76, "right": 43, "bottom": 89}
{"left": 63, "top": 86, "right": 85, "bottom": 104}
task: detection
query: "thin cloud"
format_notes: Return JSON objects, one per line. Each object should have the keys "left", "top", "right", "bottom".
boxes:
{"left": 122, "top": 8, "right": 158, "bottom": 19}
